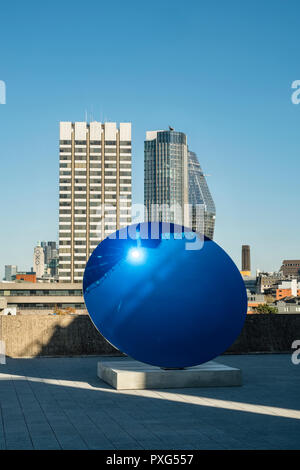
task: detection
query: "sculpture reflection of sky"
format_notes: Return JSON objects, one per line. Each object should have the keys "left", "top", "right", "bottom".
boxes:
{"left": 83, "top": 222, "right": 247, "bottom": 368}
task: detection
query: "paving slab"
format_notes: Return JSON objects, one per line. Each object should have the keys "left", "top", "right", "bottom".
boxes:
{"left": 0, "top": 354, "right": 299, "bottom": 449}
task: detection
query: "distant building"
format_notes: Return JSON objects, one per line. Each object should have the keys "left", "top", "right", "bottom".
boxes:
{"left": 5, "top": 244, "right": 58, "bottom": 284}
{"left": 48, "top": 257, "right": 59, "bottom": 278}
{"left": 188, "top": 151, "right": 216, "bottom": 238}
{"left": 258, "top": 271, "right": 285, "bottom": 293}
{"left": 43, "top": 241, "right": 58, "bottom": 265}
{"left": 0, "top": 282, "right": 86, "bottom": 314}
{"left": 241, "top": 245, "right": 251, "bottom": 277}
{"left": 274, "top": 297, "right": 300, "bottom": 314}
{"left": 246, "top": 290, "right": 266, "bottom": 314}
{"left": 33, "top": 243, "right": 45, "bottom": 278}
{"left": 280, "top": 260, "right": 300, "bottom": 278}
{"left": 243, "top": 276, "right": 259, "bottom": 294}
{"left": 4, "top": 265, "right": 17, "bottom": 281}
{"left": 16, "top": 272, "right": 36, "bottom": 283}
{"left": 276, "top": 279, "right": 300, "bottom": 300}
{"left": 41, "top": 241, "right": 59, "bottom": 279}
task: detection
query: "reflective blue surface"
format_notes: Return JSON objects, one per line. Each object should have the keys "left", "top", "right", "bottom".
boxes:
{"left": 83, "top": 222, "right": 247, "bottom": 368}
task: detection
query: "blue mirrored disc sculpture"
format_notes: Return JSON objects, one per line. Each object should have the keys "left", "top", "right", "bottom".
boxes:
{"left": 83, "top": 222, "right": 247, "bottom": 368}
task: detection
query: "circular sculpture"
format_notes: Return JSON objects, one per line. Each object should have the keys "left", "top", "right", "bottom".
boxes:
{"left": 83, "top": 222, "right": 247, "bottom": 368}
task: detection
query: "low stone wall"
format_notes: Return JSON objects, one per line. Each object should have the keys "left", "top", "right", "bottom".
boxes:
{"left": 0, "top": 313, "right": 299, "bottom": 358}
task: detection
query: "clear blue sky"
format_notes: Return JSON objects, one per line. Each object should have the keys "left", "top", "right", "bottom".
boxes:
{"left": 1, "top": 0, "right": 299, "bottom": 277}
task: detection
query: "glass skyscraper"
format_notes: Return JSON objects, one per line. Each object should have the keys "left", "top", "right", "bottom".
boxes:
{"left": 188, "top": 150, "right": 216, "bottom": 239}
{"left": 144, "top": 128, "right": 215, "bottom": 238}
{"left": 144, "top": 129, "right": 189, "bottom": 226}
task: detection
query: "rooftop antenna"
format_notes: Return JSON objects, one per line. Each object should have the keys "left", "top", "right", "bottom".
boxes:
{"left": 85, "top": 110, "right": 88, "bottom": 122}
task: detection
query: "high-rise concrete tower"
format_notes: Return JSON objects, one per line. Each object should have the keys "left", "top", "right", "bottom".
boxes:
{"left": 188, "top": 150, "right": 216, "bottom": 239}
{"left": 59, "top": 122, "right": 132, "bottom": 283}
{"left": 144, "top": 129, "right": 189, "bottom": 226}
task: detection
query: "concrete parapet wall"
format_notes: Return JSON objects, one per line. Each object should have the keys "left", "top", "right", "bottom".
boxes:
{"left": 0, "top": 314, "right": 122, "bottom": 358}
{"left": 227, "top": 313, "right": 300, "bottom": 354}
{"left": 0, "top": 314, "right": 299, "bottom": 358}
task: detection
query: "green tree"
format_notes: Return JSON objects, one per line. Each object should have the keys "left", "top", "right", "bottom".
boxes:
{"left": 254, "top": 304, "right": 278, "bottom": 314}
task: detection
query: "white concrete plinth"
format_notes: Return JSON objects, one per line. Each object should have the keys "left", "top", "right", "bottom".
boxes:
{"left": 97, "top": 359, "right": 242, "bottom": 390}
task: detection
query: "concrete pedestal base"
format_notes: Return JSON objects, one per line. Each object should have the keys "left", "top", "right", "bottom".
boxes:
{"left": 97, "top": 359, "right": 242, "bottom": 390}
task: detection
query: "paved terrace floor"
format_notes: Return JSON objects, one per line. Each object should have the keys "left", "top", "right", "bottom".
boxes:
{"left": 0, "top": 354, "right": 299, "bottom": 450}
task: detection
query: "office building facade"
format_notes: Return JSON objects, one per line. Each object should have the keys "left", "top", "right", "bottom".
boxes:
{"left": 144, "top": 129, "right": 189, "bottom": 226}
{"left": 59, "top": 122, "right": 132, "bottom": 282}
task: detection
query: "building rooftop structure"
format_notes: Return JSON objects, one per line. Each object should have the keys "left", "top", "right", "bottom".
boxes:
{"left": 0, "top": 354, "right": 298, "bottom": 449}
